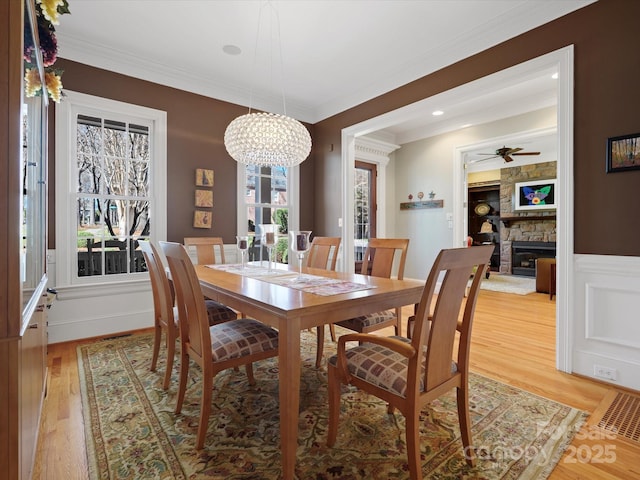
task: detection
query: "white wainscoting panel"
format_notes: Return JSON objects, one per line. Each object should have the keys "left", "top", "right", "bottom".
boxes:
{"left": 573, "top": 254, "right": 640, "bottom": 391}
{"left": 47, "top": 249, "right": 154, "bottom": 343}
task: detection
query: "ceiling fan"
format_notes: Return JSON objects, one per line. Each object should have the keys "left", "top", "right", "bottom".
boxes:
{"left": 474, "top": 146, "right": 541, "bottom": 163}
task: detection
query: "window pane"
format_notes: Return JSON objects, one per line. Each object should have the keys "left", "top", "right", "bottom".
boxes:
{"left": 103, "top": 119, "right": 127, "bottom": 157}
{"left": 77, "top": 154, "right": 101, "bottom": 193}
{"left": 128, "top": 200, "right": 151, "bottom": 237}
{"left": 354, "top": 165, "right": 373, "bottom": 262}
{"left": 76, "top": 118, "right": 102, "bottom": 156}
{"left": 129, "top": 160, "right": 149, "bottom": 196}
{"left": 245, "top": 172, "right": 257, "bottom": 204}
{"left": 104, "top": 157, "right": 127, "bottom": 196}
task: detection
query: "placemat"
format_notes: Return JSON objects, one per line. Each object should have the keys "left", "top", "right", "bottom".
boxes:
{"left": 207, "top": 264, "right": 374, "bottom": 296}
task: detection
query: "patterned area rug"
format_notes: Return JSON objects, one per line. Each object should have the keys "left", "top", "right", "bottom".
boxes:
{"left": 78, "top": 331, "right": 584, "bottom": 479}
{"left": 480, "top": 274, "right": 538, "bottom": 295}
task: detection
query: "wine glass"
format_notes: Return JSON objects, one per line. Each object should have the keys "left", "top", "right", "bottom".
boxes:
{"left": 259, "top": 224, "right": 278, "bottom": 272}
{"left": 236, "top": 235, "right": 249, "bottom": 269}
{"left": 289, "top": 230, "right": 311, "bottom": 279}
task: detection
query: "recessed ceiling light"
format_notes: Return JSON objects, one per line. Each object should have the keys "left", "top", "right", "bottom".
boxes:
{"left": 223, "top": 44, "right": 242, "bottom": 55}
{"left": 460, "top": 124, "right": 472, "bottom": 129}
{"left": 432, "top": 110, "right": 444, "bottom": 116}
{"left": 552, "top": 72, "right": 558, "bottom": 79}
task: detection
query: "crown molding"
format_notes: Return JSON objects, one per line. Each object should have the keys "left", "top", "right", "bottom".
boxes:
{"left": 355, "top": 136, "right": 400, "bottom": 165}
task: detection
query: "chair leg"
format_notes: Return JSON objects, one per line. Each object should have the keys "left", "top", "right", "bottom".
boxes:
{"left": 457, "top": 385, "right": 476, "bottom": 467}
{"left": 174, "top": 349, "right": 189, "bottom": 414}
{"left": 394, "top": 307, "right": 402, "bottom": 337}
{"left": 163, "top": 334, "right": 175, "bottom": 390}
{"left": 196, "top": 372, "right": 214, "bottom": 449}
{"left": 245, "top": 363, "right": 256, "bottom": 386}
{"left": 315, "top": 326, "right": 325, "bottom": 368}
{"left": 329, "top": 324, "right": 337, "bottom": 342}
{"left": 150, "top": 325, "right": 161, "bottom": 372}
{"left": 405, "top": 408, "right": 422, "bottom": 480}
{"left": 326, "top": 364, "right": 341, "bottom": 446}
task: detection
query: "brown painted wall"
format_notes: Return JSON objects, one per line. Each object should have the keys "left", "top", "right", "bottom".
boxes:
{"left": 48, "top": 60, "right": 315, "bottom": 247}
{"left": 314, "top": 0, "right": 640, "bottom": 256}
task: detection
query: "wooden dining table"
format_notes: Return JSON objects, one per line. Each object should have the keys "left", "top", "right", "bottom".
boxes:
{"left": 195, "top": 263, "right": 425, "bottom": 480}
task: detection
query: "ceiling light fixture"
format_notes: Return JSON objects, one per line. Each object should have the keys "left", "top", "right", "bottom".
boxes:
{"left": 432, "top": 110, "right": 444, "bottom": 116}
{"left": 224, "top": 3, "right": 311, "bottom": 168}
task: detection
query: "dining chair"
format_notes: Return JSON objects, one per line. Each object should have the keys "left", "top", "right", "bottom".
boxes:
{"left": 315, "top": 238, "right": 410, "bottom": 367}
{"left": 327, "top": 244, "right": 493, "bottom": 479}
{"left": 184, "top": 236, "right": 226, "bottom": 265}
{"left": 160, "top": 241, "right": 279, "bottom": 449}
{"left": 139, "top": 240, "right": 238, "bottom": 390}
{"left": 184, "top": 236, "right": 247, "bottom": 317}
{"left": 306, "top": 236, "right": 341, "bottom": 367}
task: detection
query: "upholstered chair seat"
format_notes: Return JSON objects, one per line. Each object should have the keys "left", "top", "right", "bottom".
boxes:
{"left": 209, "top": 319, "right": 279, "bottom": 362}
{"left": 336, "top": 309, "right": 396, "bottom": 333}
{"left": 328, "top": 337, "right": 458, "bottom": 398}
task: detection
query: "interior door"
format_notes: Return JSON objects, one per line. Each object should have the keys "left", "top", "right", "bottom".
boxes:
{"left": 354, "top": 160, "right": 377, "bottom": 273}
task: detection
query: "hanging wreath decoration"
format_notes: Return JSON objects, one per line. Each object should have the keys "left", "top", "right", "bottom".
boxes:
{"left": 24, "top": 0, "right": 71, "bottom": 103}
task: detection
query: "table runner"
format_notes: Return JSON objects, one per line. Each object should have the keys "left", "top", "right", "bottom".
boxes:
{"left": 206, "top": 263, "right": 374, "bottom": 296}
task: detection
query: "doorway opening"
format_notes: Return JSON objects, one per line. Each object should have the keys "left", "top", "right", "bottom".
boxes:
{"left": 340, "top": 46, "right": 574, "bottom": 373}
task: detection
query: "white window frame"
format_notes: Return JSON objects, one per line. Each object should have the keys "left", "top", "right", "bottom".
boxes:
{"left": 237, "top": 164, "right": 300, "bottom": 255}
{"left": 55, "top": 90, "right": 167, "bottom": 289}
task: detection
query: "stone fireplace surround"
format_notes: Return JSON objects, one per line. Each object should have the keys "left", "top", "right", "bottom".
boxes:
{"left": 498, "top": 162, "right": 557, "bottom": 275}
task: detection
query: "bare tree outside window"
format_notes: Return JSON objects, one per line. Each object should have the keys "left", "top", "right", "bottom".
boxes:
{"left": 76, "top": 115, "right": 151, "bottom": 276}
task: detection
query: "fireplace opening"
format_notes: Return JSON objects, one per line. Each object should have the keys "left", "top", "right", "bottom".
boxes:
{"left": 511, "top": 241, "right": 556, "bottom": 277}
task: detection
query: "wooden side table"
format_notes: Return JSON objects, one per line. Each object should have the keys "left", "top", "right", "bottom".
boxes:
{"left": 549, "top": 261, "right": 556, "bottom": 300}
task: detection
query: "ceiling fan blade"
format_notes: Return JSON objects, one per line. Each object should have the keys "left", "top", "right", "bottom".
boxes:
{"left": 512, "top": 151, "right": 541, "bottom": 156}
{"left": 467, "top": 155, "right": 499, "bottom": 164}
{"left": 503, "top": 155, "right": 514, "bottom": 162}
{"left": 505, "top": 147, "right": 523, "bottom": 155}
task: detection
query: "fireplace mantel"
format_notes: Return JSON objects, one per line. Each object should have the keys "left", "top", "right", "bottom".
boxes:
{"left": 500, "top": 214, "right": 556, "bottom": 227}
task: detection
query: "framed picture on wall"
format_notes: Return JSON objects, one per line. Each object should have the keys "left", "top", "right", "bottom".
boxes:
{"left": 607, "top": 132, "right": 640, "bottom": 173}
{"left": 195, "top": 168, "right": 214, "bottom": 186}
{"left": 193, "top": 210, "right": 212, "bottom": 229}
{"left": 514, "top": 178, "right": 556, "bottom": 211}
{"left": 195, "top": 189, "right": 213, "bottom": 207}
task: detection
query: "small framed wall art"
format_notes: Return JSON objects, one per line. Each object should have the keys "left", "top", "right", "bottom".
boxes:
{"left": 606, "top": 132, "right": 640, "bottom": 173}
{"left": 195, "top": 168, "right": 214, "bottom": 186}
{"left": 193, "top": 210, "right": 212, "bottom": 229}
{"left": 514, "top": 178, "right": 556, "bottom": 211}
{"left": 195, "top": 189, "right": 213, "bottom": 208}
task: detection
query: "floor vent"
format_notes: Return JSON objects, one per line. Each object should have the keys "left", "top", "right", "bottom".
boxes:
{"left": 595, "top": 390, "right": 640, "bottom": 444}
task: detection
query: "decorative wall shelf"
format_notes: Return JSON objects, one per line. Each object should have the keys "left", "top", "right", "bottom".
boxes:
{"left": 400, "top": 199, "right": 444, "bottom": 210}
{"left": 500, "top": 215, "right": 556, "bottom": 227}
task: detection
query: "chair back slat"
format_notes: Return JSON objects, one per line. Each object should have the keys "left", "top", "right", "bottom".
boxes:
{"left": 307, "top": 236, "right": 341, "bottom": 271}
{"left": 161, "top": 241, "right": 211, "bottom": 365}
{"left": 361, "top": 238, "right": 409, "bottom": 279}
{"left": 184, "top": 237, "right": 226, "bottom": 265}
{"left": 410, "top": 245, "right": 493, "bottom": 392}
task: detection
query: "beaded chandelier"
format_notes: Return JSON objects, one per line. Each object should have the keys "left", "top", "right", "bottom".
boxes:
{"left": 224, "top": 111, "right": 311, "bottom": 167}
{"left": 224, "top": 3, "right": 311, "bottom": 168}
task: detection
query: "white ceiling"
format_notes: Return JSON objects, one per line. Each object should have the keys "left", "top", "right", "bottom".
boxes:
{"left": 56, "top": 0, "right": 594, "bottom": 135}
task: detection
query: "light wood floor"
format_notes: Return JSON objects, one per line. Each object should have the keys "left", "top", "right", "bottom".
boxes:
{"left": 33, "top": 290, "right": 640, "bottom": 479}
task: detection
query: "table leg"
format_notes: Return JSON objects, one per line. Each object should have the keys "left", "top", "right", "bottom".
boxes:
{"left": 279, "top": 317, "right": 302, "bottom": 480}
